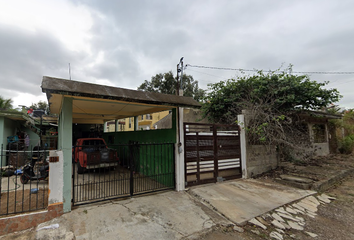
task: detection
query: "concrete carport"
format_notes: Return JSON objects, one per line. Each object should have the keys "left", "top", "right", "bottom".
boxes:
{"left": 41, "top": 76, "right": 201, "bottom": 212}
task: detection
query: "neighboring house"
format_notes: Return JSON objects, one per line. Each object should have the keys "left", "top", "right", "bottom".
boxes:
{"left": 0, "top": 110, "right": 58, "bottom": 166}
{"left": 240, "top": 109, "right": 342, "bottom": 177}
{"left": 154, "top": 108, "right": 209, "bottom": 129}
{"left": 105, "top": 111, "right": 170, "bottom": 132}
{"left": 298, "top": 110, "right": 342, "bottom": 156}
{"left": 105, "top": 108, "right": 208, "bottom": 132}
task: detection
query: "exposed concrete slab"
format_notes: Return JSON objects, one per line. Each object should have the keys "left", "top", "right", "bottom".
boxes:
{"left": 189, "top": 179, "right": 315, "bottom": 226}
{"left": 32, "top": 191, "right": 218, "bottom": 240}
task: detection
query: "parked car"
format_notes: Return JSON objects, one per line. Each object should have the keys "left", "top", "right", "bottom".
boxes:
{"left": 73, "top": 138, "right": 119, "bottom": 174}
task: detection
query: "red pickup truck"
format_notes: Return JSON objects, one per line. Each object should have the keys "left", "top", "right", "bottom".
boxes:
{"left": 73, "top": 138, "right": 119, "bottom": 174}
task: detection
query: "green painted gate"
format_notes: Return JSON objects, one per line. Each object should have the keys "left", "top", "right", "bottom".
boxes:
{"left": 72, "top": 142, "right": 175, "bottom": 205}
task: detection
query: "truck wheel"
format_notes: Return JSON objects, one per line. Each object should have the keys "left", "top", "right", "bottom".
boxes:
{"left": 77, "top": 162, "right": 85, "bottom": 174}
{"left": 20, "top": 174, "right": 29, "bottom": 184}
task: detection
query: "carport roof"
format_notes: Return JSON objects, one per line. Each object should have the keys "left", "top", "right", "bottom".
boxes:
{"left": 41, "top": 76, "right": 201, "bottom": 124}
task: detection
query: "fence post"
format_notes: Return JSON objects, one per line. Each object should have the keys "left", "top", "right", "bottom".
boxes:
{"left": 48, "top": 150, "right": 64, "bottom": 206}
{"left": 129, "top": 143, "right": 136, "bottom": 196}
{"left": 237, "top": 114, "right": 248, "bottom": 178}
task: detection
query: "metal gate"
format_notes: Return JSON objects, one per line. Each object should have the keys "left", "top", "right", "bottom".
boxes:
{"left": 1, "top": 144, "right": 49, "bottom": 216}
{"left": 184, "top": 123, "right": 242, "bottom": 186}
{"left": 72, "top": 142, "right": 175, "bottom": 206}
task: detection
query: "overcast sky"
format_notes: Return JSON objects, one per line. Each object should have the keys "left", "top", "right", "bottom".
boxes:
{"left": 0, "top": 0, "right": 353, "bottom": 109}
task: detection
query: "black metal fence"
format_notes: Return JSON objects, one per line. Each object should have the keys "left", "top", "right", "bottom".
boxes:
{"left": 72, "top": 142, "right": 175, "bottom": 206}
{"left": 0, "top": 144, "right": 49, "bottom": 217}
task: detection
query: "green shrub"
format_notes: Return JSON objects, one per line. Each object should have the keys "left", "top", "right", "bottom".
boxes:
{"left": 338, "top": 134, "right": 354, "bottom": 154}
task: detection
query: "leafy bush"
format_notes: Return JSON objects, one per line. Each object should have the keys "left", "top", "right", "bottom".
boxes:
{"left": 338, "top": 135, "right": 354, "bottom": 154}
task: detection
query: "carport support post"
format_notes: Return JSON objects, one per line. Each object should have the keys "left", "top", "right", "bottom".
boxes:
{"left": 237, "top": 114, "right": 247, "bottom": 178}
{"left": 58, "top": 97, "right": 73, "bottom": 212}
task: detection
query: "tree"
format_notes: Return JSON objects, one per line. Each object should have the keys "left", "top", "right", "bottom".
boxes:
{"left": 202, "top": 66, "right": 342, "bottom": 162}
{"left": 30, "top": 101, "right": 48, "bottom": 112}
{"left": 202, "top": 67, "right": 341, "bottom": 123}
{"left": 138, "top": 71, "right": 205, "bottom": 101}
{"left": 0, "top": 96, "right": 13, "bottom": 110}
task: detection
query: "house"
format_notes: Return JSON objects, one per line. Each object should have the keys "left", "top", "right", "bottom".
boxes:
{"left": 40, "top": 76, "right": 202, "bottom": 213}
{"left": 0, "top": 110, "right": 58, "bottom": 167}
{"left": 241, "top": 109, "right": 342, "bottom": 177}
{"left": 298, "top": 110, "right": 342, "bottom": 156}
{"left": 104, "top": 111, "right": 170, "bottom": 132}
{"left": 0, "top": 76, "right": 243, "bottom": 234}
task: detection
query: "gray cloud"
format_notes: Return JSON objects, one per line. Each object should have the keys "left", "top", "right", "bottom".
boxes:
{"left": 1, "top": 0, "right": 354, "bottom": 108}
{"left": 0, "top": 24, "right": 83, "bottom": 97}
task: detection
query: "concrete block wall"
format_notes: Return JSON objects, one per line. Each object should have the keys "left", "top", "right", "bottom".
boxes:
{"left": 238, "top": 111, "right": 279, "bottom": 178}
{"left": 246, "top": 145, "right": 278, "bottom": 177}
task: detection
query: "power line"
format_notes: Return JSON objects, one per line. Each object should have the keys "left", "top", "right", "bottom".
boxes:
{"left": 186, "top": 64, "right": 354, "bottom": 75}
{"left": 187, "top": 68, "right": 223, "bottom": 78}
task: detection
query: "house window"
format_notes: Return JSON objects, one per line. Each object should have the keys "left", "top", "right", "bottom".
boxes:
{"left": 312, "top": 124, "right": 326, "bottom": 143}
{"left": 146, "top": 114, "right": 152, "bottom": 120}
{"left": 129, "top": 118, "right": 132, "bottom": 128}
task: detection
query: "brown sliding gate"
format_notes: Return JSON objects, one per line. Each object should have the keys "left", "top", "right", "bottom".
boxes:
{"left": 184, "top": 123, "right": 242, "bottom": 186}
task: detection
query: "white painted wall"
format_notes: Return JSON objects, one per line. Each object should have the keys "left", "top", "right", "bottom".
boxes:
{"left": 48, "top": 150, "right": 64, "bottom": 205}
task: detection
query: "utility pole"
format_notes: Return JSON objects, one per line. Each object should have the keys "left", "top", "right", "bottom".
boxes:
{"left": 176, "top": 64, "right": 180, "bottom": 95}
{"left": 177, "top": 57, "right": 184, "bottom": 96}
{"left": 176, "top": 57, "right": 185, "bottom": 191}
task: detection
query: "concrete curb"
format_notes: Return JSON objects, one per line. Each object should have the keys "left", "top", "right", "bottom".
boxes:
{"left": 311, "top": 168, "right": 354, "bottom": 192}
{"left": 274, "top": 178, "right": 312, "bottom": 190}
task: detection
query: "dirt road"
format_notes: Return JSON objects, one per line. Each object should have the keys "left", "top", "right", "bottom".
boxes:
{"left": 199, "top": 172, "right": 354, "bottom": 240}
{"left": 299, "top": 174, "right": 354, "bottom": 239}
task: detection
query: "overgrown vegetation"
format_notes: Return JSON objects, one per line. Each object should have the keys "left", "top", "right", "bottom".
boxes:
{"left": 0, "top": 95, "right": 14, "bottom": 110}
{"left": 339, "top": 135, "right": 354, "bottom": 154}
{"left": 138, "top": 71, "right": 205, "bottom": 101}
{"left": 330, "top": 109, "right": 354, "bottom": 154}
{"left": 202, "top": 65, "right": 341, "bottom": 162}
{"left": 30, "top": 100, "right": 49, "bottom": 113}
